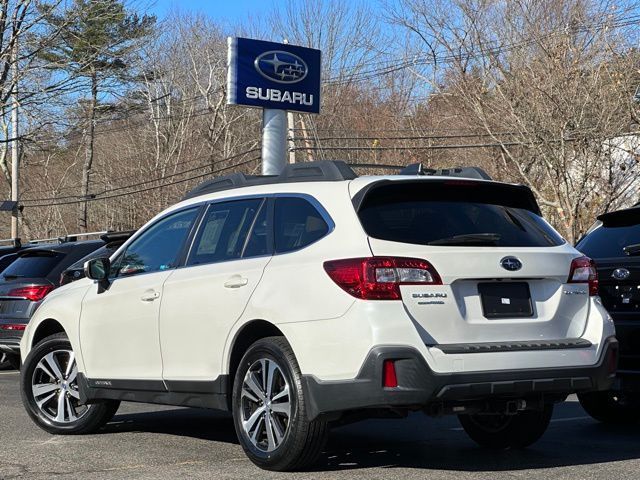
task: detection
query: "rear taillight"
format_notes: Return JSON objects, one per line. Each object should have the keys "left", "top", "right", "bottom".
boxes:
{"left": 0, "top": 324, "right": 26, "bottom": 331}
{"left": 7, "top": 285, "right": 55, "bottom": 302}
{"left": 568, "top": 256, "right": 598, "bottom": 296}
{"left": 323, "top": 257, "right": 442, "bottom": 300}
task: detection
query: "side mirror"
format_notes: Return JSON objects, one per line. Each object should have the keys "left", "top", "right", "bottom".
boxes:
{"left": 84, "top": 257, "right": 111, "bottom": 293}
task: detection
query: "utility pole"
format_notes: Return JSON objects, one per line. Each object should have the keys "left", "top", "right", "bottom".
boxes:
{"left": 287, "top": 111, "right": 296, "bottom": 163}
{"left": 10, "top": 39, "right": 19, "bottom": 240}
{"left": 298, "top": 114, "right": 315, "bottom": 162}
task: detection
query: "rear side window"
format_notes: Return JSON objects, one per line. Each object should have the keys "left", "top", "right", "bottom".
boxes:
{"left": 2, "top": 252, "right": 63, "bottom": 278}
{"left": 188, "top": 198, "right": 263, "bottom": 265}
{"left": 358, "top": 182, "right": 564, "bottom": 247}
{"left": 577, "top": 224, "right": 640, "bottom": 258}
{"left": 274, "top": 197, "right": 330, "bottom": 253}
{"left": 243, "top": 202, "right": 269, "bottom": 258}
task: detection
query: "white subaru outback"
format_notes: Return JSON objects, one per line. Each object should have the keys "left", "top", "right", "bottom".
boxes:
{"left": 19, "top": 161, "right": 617, "bottom": 471}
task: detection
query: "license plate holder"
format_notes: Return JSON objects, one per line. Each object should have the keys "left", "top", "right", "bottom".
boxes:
{"left": 478, "top": 282, "right": 533, "bottom": 319}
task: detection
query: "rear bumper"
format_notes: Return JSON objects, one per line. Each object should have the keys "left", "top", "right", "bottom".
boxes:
{"left": 0, "top": 319, "right": 26, "bottom": 354}
{"left": 609, "top": 313, "right": 640, "bottom": 374}
{"left": 302, "top": 337, "right": 618, "bottom": 420}
{"left": 0, "top": 338, "right": 21, "bottom": 354}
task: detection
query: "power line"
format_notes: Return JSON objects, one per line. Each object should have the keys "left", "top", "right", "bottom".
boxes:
{"left": 294, "top": 141, "right": 524, "bottom": 151}
{"left": 22, "top": 153, "right": 261, "bottom": 208}
{"left": 292, "top": 132, "right": 518, "bottom": 141}
{"left": 324, "top": 13, "right": 640, "bottom": 85}
{"left": 22, "top": 148, "right": 262, "bottom": 202}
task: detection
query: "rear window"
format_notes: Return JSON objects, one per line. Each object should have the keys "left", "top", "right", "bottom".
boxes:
{"left": 2, "top": 252, "right": 63, "bottom": 278}
{"left": 577, "top": 224, "right": 640, "bottom": 258}
{"left": 0, "top": 253, "right": 17, "bottom": 273}
{"left": 357, "top": 182, "right": 564, "bottom": 247}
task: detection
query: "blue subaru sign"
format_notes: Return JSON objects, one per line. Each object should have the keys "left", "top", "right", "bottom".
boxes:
{"left": 227, "top": 37, "right": 321, "bottom": 114}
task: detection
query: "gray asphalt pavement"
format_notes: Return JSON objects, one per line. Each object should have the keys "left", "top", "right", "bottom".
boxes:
{"left": 1, "top": 370, "right": 640, "bottom": 479}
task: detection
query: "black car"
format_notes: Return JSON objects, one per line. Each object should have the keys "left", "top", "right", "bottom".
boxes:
{"left": 59, "top": 230, "right": 135, "bottom": 285}
{"left": 0, "top": 239, "right": 105, "bottom": 369}
{"left": 576, "top": 204, "right": 640, "bottom": 422}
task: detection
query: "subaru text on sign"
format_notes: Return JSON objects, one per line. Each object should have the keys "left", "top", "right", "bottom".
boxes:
{"left": 227, "top": 37, "right": 321, "bottom": 114}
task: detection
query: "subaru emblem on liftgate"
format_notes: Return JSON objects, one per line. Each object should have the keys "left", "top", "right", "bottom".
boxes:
{"left": 254, "top": 51, "right": 308, "bottom": 84}
{"left": 612, "top": 268, "right": 631, "bottom": 280}
{"left": 500, "top": 256, "right": 522, "bottom": 271}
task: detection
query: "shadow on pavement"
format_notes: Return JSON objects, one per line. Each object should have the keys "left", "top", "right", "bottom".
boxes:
{"left": 318, "top": 401, "right": 640, "bottom": 472}
{"left": 99, "top": 399, "right": 640, "bottom": 472}
{"left": 103, "top": 408, "right": 239, "bottom": 444}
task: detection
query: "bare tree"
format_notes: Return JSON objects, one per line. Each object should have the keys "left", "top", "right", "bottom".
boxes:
{"left": 388, "top": 0, "right": 640, "bottom": 240}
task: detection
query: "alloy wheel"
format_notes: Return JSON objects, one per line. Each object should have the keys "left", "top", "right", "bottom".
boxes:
{"left": 240, "top": 358, "right": 291, "bottom": 452}
{"left": 31, "top": 349, "right": 89, "bottom": 423}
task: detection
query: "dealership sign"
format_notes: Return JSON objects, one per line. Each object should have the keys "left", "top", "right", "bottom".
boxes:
{"left": 227, "top": 37, "right": 321, "bottom": 114}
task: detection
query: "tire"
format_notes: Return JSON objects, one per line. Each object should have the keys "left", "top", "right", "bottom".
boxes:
{"left": 458, "top": 404, "right": 553, "bottom": 449}
{"left": 20, "top": 332, "right": 120, "bottom": 435}
{"left": 232, "top": 336, "right": 328, "bottom": 471}
{"left": 578, "top": 390, "right": 640, "bottom": 424}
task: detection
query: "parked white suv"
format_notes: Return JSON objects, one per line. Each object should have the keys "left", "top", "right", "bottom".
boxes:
{"left": 19, "top": 161, "right": 617, "bottom": 471}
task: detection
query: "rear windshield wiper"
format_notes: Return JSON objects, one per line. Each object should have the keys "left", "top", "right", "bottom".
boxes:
{"left": 624, "top": 243, "right": 640, "bottom": 256}
{"left": 428, "top": 233, "right": 502, "bottom": 246}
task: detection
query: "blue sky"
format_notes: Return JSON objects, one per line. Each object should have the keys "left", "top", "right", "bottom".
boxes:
{"left": 150, "top": 0, "right": 277, "bottom": 24}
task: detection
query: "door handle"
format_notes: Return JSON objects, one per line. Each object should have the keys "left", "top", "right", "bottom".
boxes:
{"left": 140, "top": 290, "right": 160, "bottom": 302}
{"left": 224, "top": 276, "right": 249, "bottom": 288}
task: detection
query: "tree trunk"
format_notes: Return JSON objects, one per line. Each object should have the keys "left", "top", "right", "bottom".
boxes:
{"left": 79, "top": 72, "right": 97, "bottom": 232}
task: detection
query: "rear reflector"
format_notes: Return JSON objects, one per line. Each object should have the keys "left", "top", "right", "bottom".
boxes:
{"left": 383, "top": 360, "right": 398, "bottom": 388}
{"left": 323, "top": 257, "right": 442, "bottom": 300}
{"left": 0, "top": 324, "right": 26, "bottom": 331}
{"left": 567, "top": 256, "right": 598, "bottom": 296}
{"left": 7, "top": 285, "right": 55, "bottom": 302}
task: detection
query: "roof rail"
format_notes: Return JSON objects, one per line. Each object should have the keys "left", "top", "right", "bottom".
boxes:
{"left": 0, "top": 237, "right": 20, "bottom": 247}
{"left": 182, "top": 160, "right": 357, "bottom": 200}
{"left": 399, "top": 163, "right": 492, "bottom": 180}
{"left": 30, "top": 230, "right": 109, "bottom": 245}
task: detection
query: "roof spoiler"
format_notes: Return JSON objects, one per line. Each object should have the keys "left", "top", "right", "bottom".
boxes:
{"left": 399, "top": 163, "right": 492, "bottom": 180}
{"left": 598, "top": 206, "right": 640, "bottom": 227}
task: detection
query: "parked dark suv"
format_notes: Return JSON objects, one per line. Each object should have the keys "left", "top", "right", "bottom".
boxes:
{"left": 576, "top": 204, "right": 640, "bottom": 422}
{"left": 0, "top": 240, "right": 105, "bottom": 369}
{"left": 59, "top": 231, "right": 135, "bottom": 286}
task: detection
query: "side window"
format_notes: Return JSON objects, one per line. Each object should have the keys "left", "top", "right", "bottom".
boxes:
{"left": 114, "top": 208, "right": 199, "bottom": 277}
{"left": 188, "top": 198, "right": 263, "bottom": 266}
{"left": 242, "top": 201, "right": 269, "bottom": 258}
{"left": 274, "top": 197, "right": 330, "bottom": 253}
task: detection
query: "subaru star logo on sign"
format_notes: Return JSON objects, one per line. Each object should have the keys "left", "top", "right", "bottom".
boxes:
{"left": 500, "top": 256, "right": 523, "bottom": 271}
{"left": 255, "top": 51, "right": 308, "bottom": 83}
{"left": 227, "top": 37, "right": 321, "bottom": 114}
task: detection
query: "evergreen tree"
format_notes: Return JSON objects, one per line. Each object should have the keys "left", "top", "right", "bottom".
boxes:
{"left": 39, "top": 0, "right": 155, "bottom": 231}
